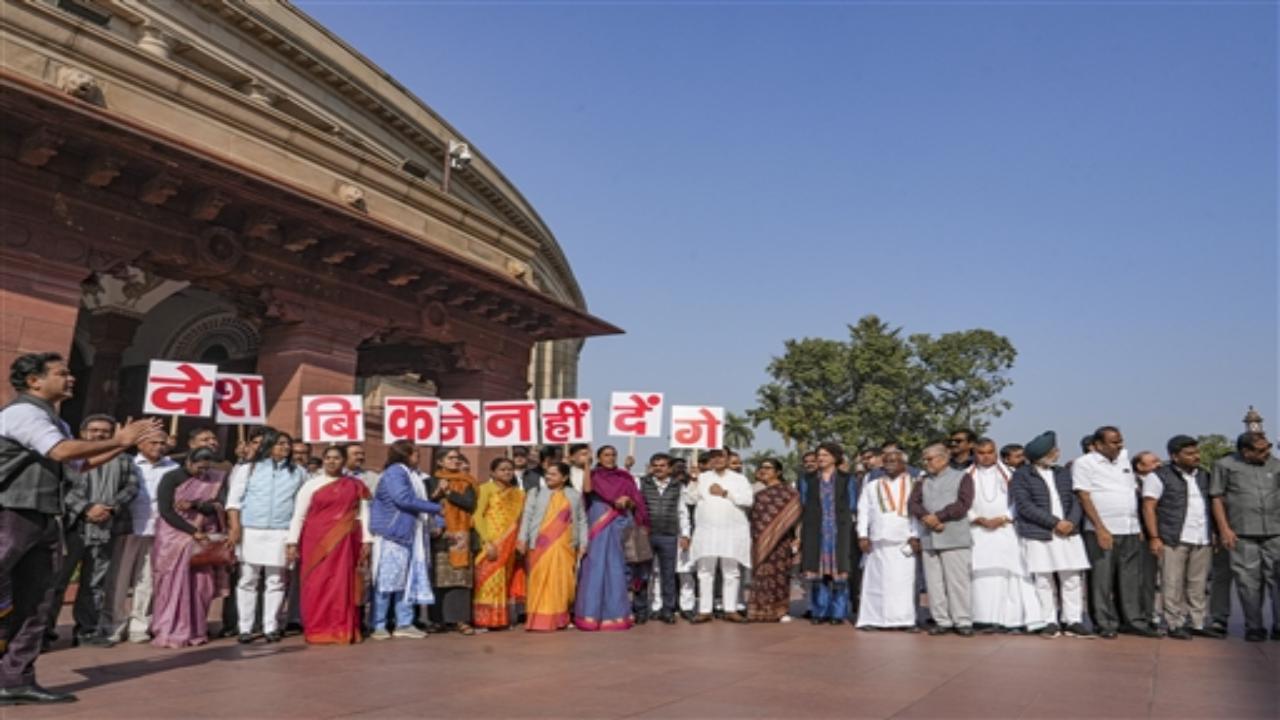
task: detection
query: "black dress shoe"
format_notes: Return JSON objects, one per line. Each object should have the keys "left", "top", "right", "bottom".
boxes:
{"left": 1099, "top": 629, "right": 1119, "bottom": 639}
{"left": 662, "top": 613, "right": 677, "bottom": 625}
{"left": 828, "top": 618, "right": 843, "bottom": 626}
{"left": 79, "top": 634, "right": 116, "bottom": 648}
{"left": 810, "top": 617, "right": 825, "bottom": 626}
{"left": 1271, "top": 628, "right": 1280, "bottom": 641}
{"left": 927, "top": 625, "right": 951, "bottom": 636}
{"left": 954, "top": 626, "right": 975, "bottom": 637}
{"left": 237, "top": 633, "right": 255, "bottom": 644}
{"left": 1191, "top": 626, "right": 1225, "bottom": 639}
{"left": 1244, "top": 629, "right": 1267, "bottom": 642}
{"left": 1130, "top": 625, "right": 1162, "bottom": 639}
{"left": 264, "top": 631, "right": 283, "bottom": 643}
{"left": 1167, "top": 627, "right": 1192, "bottom": 640}
{"left": 0, "top": 684, "right": 78, "bottom": 706}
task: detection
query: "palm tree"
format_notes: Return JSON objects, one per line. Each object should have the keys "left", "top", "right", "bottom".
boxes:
{"left": 723, "top": 411, "right": 755, "bottom": 451}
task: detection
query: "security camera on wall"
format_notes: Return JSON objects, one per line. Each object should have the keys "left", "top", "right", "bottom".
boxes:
{"left": 448, "top": 141, "right": 472, "bottom": 169}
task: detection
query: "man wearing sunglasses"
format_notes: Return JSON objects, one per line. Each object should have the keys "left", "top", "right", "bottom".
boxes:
{"left": 1210, "top": 431, "right": 1280, "bottom": 642}
{"left": 947, "top": 430, "right": 977, "bottom": 471}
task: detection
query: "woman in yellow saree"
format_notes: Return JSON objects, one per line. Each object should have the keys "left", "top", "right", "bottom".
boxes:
{"left": 517, "top": 462, "right": 587, "bottom": 631}
{"left": 473, "top": 458, "right": 526, "bottom": 629}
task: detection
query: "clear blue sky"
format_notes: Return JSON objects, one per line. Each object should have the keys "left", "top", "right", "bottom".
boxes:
{"left": 299, "top": 0, "right": 1278, "bottom": 460}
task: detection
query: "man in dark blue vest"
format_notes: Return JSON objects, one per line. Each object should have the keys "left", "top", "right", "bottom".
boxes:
{"left": 1141, "top": 435, "right": 1220, "bottom": 640}
{"left": 0, "top": 352, "right": 161, "bottom": 706}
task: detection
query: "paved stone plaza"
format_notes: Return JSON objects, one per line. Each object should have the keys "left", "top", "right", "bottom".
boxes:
{"left": 10, "top": 616, "right": 1277, "bottom": 719}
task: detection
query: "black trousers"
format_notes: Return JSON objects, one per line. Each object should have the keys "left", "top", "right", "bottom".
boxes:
{"left": 51, "top": 531, "right": 116, "bottom": 637}
{"left": 633, "top": 534, "right": 679, "bottom": 615}
{"left": 1084, "top": 531, "right": 1149, "bottom": 632}
{"left": 848, "top": 541, "right": 864, "bottom": 616}
{"left": 0, "top": 509, "right": 62, "bottom": 689}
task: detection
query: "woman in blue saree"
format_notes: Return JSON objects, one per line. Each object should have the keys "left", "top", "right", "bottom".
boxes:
{"left": 573, "top": 446, "right": 649, "bottom": 631}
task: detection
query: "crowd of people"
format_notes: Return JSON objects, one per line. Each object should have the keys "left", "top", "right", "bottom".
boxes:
{"left": 2, "top": 351, "right": 1279, "bottom": 707}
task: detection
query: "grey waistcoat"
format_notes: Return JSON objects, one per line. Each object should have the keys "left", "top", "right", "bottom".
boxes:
{"left": 921, "top": 468, "right": 972, "bottom": 551}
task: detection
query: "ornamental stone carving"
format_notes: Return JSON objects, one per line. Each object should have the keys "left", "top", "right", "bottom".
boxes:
{"left": 337, "top": 182, "right": 366, "bottom": 210}
{"left": 188, "top": 226, "right": 245, "bottom": 276}
{"left": 55, "top": 66, "right": 103, "bottom": 105}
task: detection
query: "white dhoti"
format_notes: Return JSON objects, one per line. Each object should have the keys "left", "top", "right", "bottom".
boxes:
{"left": 856, "top": 540, "right": 918, "bottom": 628}
{"left": 969, "top": 465, "right": 1042, "bottom": 628}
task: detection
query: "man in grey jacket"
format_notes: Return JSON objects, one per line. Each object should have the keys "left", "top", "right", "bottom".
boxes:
{"left": 50, "top": 415, "right": 139, "bottom": 648}
{"left": 909, "top": 443, "right": 976, "bottom": 636}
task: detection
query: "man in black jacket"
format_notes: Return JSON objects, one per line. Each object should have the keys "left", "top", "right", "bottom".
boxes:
{"left": 1010, "top": 431, "right": 1091, "bottom": 638}
{"left": 49, "top": 414, "right": 139, "bottom": 648}
{"left": 637, "top": 453, "right": 684, "bottom": 624}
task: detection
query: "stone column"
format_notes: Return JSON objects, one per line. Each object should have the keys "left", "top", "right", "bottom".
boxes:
{"left": 0, "top": 252, "right": 85, "bottom": 404}
{"left": 80, "top": 310, "right": 142, "bottom": 417}
{"left": 257, "top": 323, "right": 359, "bottom": 437}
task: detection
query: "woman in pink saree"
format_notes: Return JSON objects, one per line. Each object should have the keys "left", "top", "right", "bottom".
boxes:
{"left": 149, "top": 448, "right": 231, "bottom": 648}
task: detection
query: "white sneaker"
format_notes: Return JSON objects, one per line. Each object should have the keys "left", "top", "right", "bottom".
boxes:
{"left": 780, "top": 615, "right": 793, "bottom": 624}
{"left": 127, "top": 633, "right": 150, "bottom": 644}
{"left": 370, "top": 629, "right": 392, "bottom": 640}
{"left": 394, "top": 626, "right": 427, "bottom": 639}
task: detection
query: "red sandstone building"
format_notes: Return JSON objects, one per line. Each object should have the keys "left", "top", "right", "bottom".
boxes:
{"left": 1, "top": 0, "right": 619, "bottom": 465}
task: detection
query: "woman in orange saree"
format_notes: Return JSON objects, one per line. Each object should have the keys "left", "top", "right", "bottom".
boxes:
{"left": 518, "top": 462, "right": 587, "bottom": 632}
{"left": 473, "top": 458, "right": 526, "bottom": 629}
{"left": 286, "top": 446, "right": 371, "bottom": 645}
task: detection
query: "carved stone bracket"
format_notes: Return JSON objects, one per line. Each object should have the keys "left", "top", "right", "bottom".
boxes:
{"left": 242, "top": 209, "right": 281, "bottom": 240}
{"left": 139, "top": 173, "right": 181, "bottom": 205}
{"left": 82, "top": 154, "right": 125, "bottom": 187}
{"left": 17, "top": 127, "right": 63, "bottom": 167}
{"left": 190, "top": 189, "right": 231, "bottom": 221}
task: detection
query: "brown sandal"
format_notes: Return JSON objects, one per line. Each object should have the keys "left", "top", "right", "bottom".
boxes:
{"left": 457, "top": 623, "right": 476, "bottom": 636}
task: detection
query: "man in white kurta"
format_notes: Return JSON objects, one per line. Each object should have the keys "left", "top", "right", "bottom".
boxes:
{"left": 675, "top": 469, "right": 699, "bottom": 618}
{"left": 967, "top": 439, "right": 1041, "bottom": 631}
{"left": 856, "top": 451, "right": 920, "bottom": 629}
{"left": 689, "top": 450, "right": 754, "bottom": 622}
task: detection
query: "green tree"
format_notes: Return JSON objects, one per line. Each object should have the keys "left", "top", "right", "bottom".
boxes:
{"left": 723, "top": 411, "right": 755, "bottom": 451}
{"left": 1195, "top": 433, "right": 1233, "bottom": 472}
{"left": 750, "top": 315, "right": 1017, "bottom": 457}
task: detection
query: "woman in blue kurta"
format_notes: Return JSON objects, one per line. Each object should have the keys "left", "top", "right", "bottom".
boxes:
{"left": 573, "top": 446, "right": 649, "bottom": 631}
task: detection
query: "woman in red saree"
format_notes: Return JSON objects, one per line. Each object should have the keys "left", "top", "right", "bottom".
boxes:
{"left": 286, "top": 445, "right": 371, "bottom": 645}
{"left": 472, "top": 458, "right": 525, "bottom": 629}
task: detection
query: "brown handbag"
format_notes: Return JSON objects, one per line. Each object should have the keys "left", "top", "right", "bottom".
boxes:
{"left": 189, "top": 505, "right": 236, "bottom": 568}
{"left": 190, "top": 537, "right": 236, "bottom": 568}
{"left": 623, "top": 523, "right": 653, "bottom": 564}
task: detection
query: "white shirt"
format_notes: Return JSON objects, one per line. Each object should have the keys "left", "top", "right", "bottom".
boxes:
{"left": 690, "top": 470, "right": 754, "bottom": 566}
{"left": 224, "top": 462, "right": 253, "bottom": 511}
{"left": 1072, "top": 450, "right": 1140, "bottom": 534}
{"left": 0, "top": 402, "right": 73, "bottom": 456}
{"left": 856, "top": 473, "right": 919, "bottom": 544}
{"left": 1141, "top": 470, "right": 1210, "bottom": 545}
{"left": 130, "top": 454, "right": 178, "bottom": 536}
{"left": 286, "top": 475, "right": 371, "bottom": 545}
{"left": 570, "top": 466, "right": 586, "bottom": 494}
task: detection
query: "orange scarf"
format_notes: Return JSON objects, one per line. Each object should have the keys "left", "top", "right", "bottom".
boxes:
{"left": 435, "top": 468, "right": 477, "bottom": 568}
